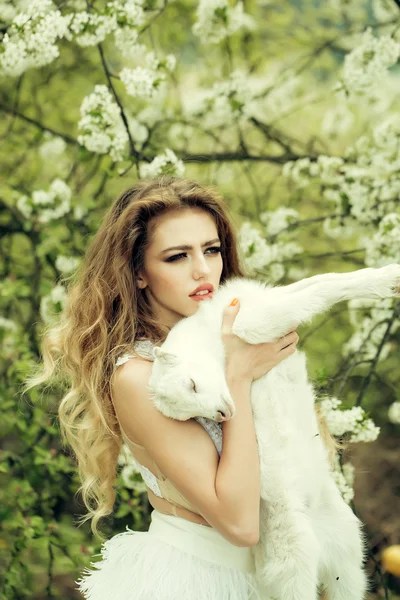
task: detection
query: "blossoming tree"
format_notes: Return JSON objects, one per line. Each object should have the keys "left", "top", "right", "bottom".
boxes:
{"left": 1, "top": 0, "right": 400, "bottom": 597}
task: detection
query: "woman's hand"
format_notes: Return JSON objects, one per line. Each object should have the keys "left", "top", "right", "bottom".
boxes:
{"left": 221, "top": 298, "right": 299, "bottom": 383}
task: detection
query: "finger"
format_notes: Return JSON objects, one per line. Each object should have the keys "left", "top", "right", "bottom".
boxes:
{"left": 221, "top": 298, "right": 240, "bottom": 334}
{"left": 278, "top": 342, "right": 297, "bottom": 356}
{"left": 278, "top": 331, "right": 299, "bottom": 349}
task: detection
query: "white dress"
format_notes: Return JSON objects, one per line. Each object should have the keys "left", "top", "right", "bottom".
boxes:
{"left": 75, "top": 340, "right": 267, "bottom": 600}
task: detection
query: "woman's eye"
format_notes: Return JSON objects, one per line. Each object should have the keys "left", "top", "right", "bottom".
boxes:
{"left": 165, "top": 247, "right": 222, "bottom": 263}
{"left": 190, "top": 379, "right": 197, "bottom": 393}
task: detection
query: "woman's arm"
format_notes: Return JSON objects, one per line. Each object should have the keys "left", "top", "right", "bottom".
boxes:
{"left": 215, "top": 373, "right": 260, "bottom": 545}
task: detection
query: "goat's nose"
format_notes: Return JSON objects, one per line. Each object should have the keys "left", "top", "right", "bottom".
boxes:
{"left": 217, "top": 402, "right": 234, "bottom": 421}
{"left": 217, "top": 410, "right": 229, "bottom": 422}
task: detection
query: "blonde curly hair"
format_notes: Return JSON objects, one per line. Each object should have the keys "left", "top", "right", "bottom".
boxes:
{"left": 23, "top": 175, "right": 340, "bottom": 539}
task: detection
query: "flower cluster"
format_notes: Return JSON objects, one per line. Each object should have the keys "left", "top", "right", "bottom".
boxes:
{"left": 17, "top": 179, "right": 72, "bottom": 224}
{"left": 0, "top": 316, "right": 19, "bottom": 360}
{"left": 343, "top": 293, "right": 399, "bottom": 363}
{"left": 39, "top": 134, "right": 67, "bottom": 160}
{"left": 336, "top": 28, "right": 400, "bottom": 97}
{"left": 0, "top": 2, "right": 17, "bottom": 21}
{"left": 331, "top": 454, "right": 355, "bottom": 504}
{"left": 55, "top": 255, "right": 80, "bottom": 274}
{"left": 69, "top": 0, "right": 146, "bottom": 50}
{"left": 320, "top": 103, "right": 355, "bottom": 139}
{"left": 120, "top": 51, "right": 176, "bottom": 99}
{"left": 139, "top": 148, "right": 185, "bottom": 179}
{"left": 319, "top": 397, "right": 380, "bottom": 443}
{"left": 77, "top": 85, "right": 128, "bottom": 162}
{"left": 283, "top": 113, "right": 400, "bottom": 239}
{"left": 109, "top": 0, "right": 146, "bottom": 52}
{"left": 186, "top": 69, "right": 258, "bottom": 129}
{"left": 117, "top": 442, "right": 147, "bottom": 493}
{"left": 238, "top": 220, "right": 303, "bottom": 282}
{"left": 260, "top": 207, "right": 299, "bottom": 237}
{"left": 0, "top": 0, "right": 72, "bottom": 77}
{"left": 364, "top": 213, "right": 400, "bottom": 268}
{"left": 40, "top": 284, "right": 68, "bottom": 323}
{"left": 388, "top": 401, "right": 400, "bottom": 425}
{"left": 193, "top": 0, "right": 256, "bottom": 44}
{"left": 69, "top": 11, "right": 116, "bottom": 47}
{"left": 372, "top": 0, "right": 399, "bottom": 21}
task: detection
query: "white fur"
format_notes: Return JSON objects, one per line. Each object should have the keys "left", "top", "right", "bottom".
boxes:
{"left": 148, "top": 264, "right": 400, "bottom": 600}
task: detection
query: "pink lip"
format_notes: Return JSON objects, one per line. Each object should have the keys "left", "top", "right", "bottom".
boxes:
{"left": 190, "top": 292, "right": 213, "bottom": 302}
{"left": 189, "top": 283, "right": 214, "bottom": 296}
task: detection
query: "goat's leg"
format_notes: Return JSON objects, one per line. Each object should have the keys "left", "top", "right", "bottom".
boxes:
{"left": 316, "top": 477, "right": 369, "bottom": 600}
{"left": 280, "top": 267, "right": 382, "bottom": 294}
{"left": 234, "top": 264, "right": 400, "bottom": 343}
{"left": 254, "top": 498, "right": 319, "bottom": 600}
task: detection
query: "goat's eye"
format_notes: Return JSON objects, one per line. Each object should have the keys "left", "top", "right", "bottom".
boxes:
{"left": 190, "top": 378, "right": 197, "bottom": 393}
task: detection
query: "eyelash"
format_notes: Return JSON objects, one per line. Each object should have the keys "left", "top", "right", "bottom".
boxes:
{"left": 165, "top": 246, "right": 222, "bottom": 263}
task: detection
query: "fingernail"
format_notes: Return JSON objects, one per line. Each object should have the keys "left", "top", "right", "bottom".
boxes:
{"left": 230, "top": 297, "right": 239, "bottom": 306}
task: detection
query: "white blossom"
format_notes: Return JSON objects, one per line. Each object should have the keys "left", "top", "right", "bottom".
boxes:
{"left": 193, "top": 0, "right": 256, "bottom": 44}
{"left": 77, "top": 85, "right": 128, "bottom": 162}
{"left": 331, "top": 455, "right": 355, "bottom": 504}
{"left": 32, "top": 179, "right": 71, "bottom": 223}
{"left": 319, "top": 396, "right": 380, "bottom": 443}
{"left": 127, "top": 115, "right": 148, "bottom": 149}
{"left": 55, "top": 255, "right": 80, "bottom": 274}
{"left": 186, "top": 69, "right": 257, "bottom": 128}
{"left": 0, "top": 2, "right": 17, "bottom": 21}
{"left": 120, "top": 464, "right": 146, "bottom": 491}
{"left": 114, "top": 28, "right": 146, "bottom": 58}
{"left": 0, "top": 0, "right": 72, "bottom": 77}
{"left": 69, "top": 11, "right": 117, "bottom": 47}
{"left": 108, "top": 0, "right": 146, "bottom": 28}
{"left": 120, "top": 52, "right": 175, "bottom": 99}
{"left": 118, "top": 442, "right": 147, "bottom": 492}
{"left": 323, "top": 217, "right": 355, "bottom": 239}
{"left": 342, "top": 316, "right": 393, "bottom": 362}
{"left": 388, "top": 401, "right": 400, "bottom": 424}
{"left": 260, "top": 207, "right": 299, "bottom": 237}
{"left": 120, "top": 66, "right": 164, "bottom": 99}
{"left": 372, "top": 0, "right": 399, "bottom": 21}
{"left": 0, "top": 317, "right": 18, "bottom": 331}
{"left": 337, "top": 28, "right": 400, "bottom": 97}
{"left": 17, "top": 195, "right": 33, "bottom": 219}
{"left": 17, "top": 179, "right": 71, "bottom": 223}
{"left": 139, "top": 148, "right": 185, "bottom": 179}
{"left": 40, "top": 284, "right": 68, "bottom": 322}
{"left": 39, "top": 135, "right": 67, "bottom": 160}
{"left": 364, "top": 213, "right": 400, "bottom": 267}
{"left": 321, "top": 104, "right": 355, "bottom": 138}
{"left": 238, "top": 222, "right": 273, "bottom": 275}
{"left": 238, "top": 221, "right": 302, "bottom": 280}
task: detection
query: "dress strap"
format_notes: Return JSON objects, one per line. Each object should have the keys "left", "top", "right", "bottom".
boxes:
{"left": 115, "top": 353, "right": 136, "bottom": 368}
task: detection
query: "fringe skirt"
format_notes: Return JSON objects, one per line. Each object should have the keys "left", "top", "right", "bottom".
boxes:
{"left": 75, "top": 509, "right": 269, "bottom": 599}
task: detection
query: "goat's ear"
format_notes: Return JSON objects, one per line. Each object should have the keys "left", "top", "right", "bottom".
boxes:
{"left": 153, "top": 347, "right": 179, "bottom": 366}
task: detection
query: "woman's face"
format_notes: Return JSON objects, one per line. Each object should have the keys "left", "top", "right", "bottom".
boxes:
{"left": 137, "top": 207, "right": 224, "bottom": 328}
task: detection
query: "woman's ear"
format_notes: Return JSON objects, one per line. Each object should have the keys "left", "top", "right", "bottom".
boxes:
{"left": 136, "top": 271, "right": 148, "bottom": 289}
{"left": 153, "top": 347, "right": 179, "bottom": 366}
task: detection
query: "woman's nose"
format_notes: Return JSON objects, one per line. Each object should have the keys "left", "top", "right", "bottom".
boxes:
{"left": 192, "top": 255, "right": 211, "bottom": 278}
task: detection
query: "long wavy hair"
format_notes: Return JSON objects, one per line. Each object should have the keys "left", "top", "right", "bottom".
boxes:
{"left": 24, "top": 175, "right": 340, "bottom": 539}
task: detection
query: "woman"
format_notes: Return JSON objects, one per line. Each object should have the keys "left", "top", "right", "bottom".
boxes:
{"left": 25, "top": 176, "right": 337, "bottom": 599}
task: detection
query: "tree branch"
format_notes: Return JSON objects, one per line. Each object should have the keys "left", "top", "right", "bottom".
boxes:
{"left": 0, "top": 102, "right": 78, "bottom": 145}
{"left": 97, "top": 43, "right": 139, "bottom": 161}
{"left": 355, "top": 303, "right": 400, "bottom": 406}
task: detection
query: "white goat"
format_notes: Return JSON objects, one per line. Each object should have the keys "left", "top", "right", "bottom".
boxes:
{"left": 148, "top": 264, "right": 400, "bottom": 600}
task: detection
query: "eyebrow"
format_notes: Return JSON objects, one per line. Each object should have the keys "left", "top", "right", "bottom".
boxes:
{"left": 160, "top": 238, "right": 221, "bottom": 254}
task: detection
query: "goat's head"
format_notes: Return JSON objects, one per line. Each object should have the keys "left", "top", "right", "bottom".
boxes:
{"left": 148, "top": 346, "right": 235, "bottom": 423}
